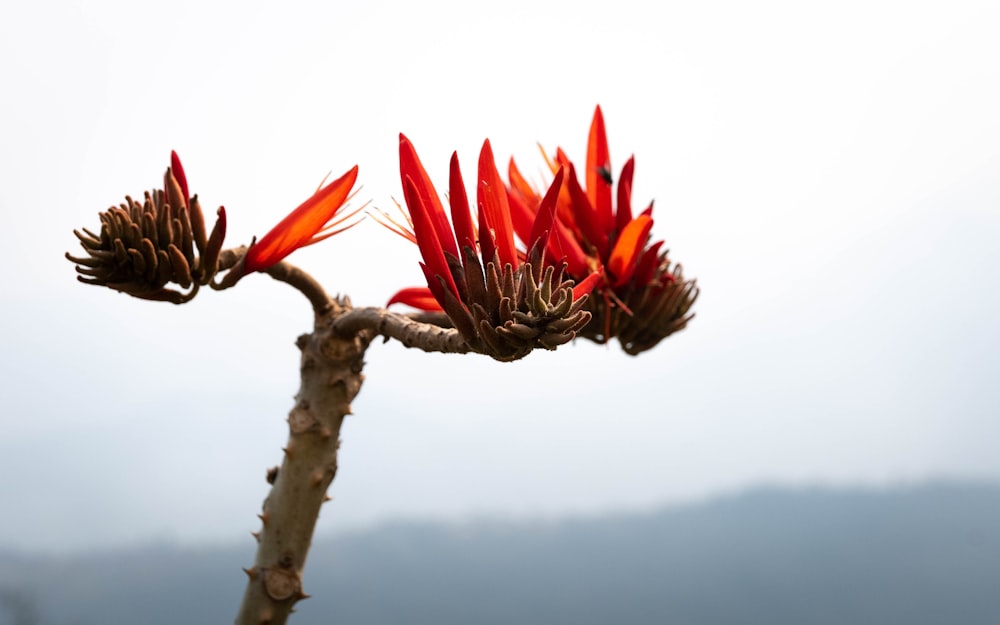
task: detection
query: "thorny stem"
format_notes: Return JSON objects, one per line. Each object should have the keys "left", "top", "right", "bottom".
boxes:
{"left": 231, "top": 271, "right": 472, "bottom": 625}
{"left": 235, "top": 297, "right": 368, "bottom": 625}
{"left": 219, "top": 254, "right": 473, "bottom": 624}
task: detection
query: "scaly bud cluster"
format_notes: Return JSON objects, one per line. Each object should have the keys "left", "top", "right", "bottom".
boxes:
{"left": 66, "top": 152, "right": 226, "bottom": 304}
{"left": 439, "top": 248, "right": 591, "bottom": 361}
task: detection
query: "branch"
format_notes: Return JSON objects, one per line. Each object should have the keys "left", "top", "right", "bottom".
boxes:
{"left": 261, "top": 262, "right": 332, "bottom": 316}
{"left": 218, "top": 248, "right": 333, "bottom": 316}
{"left": 331, "top": 306, "right": 472, "bottom": 355}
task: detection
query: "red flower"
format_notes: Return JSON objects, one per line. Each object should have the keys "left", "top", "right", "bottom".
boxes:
{"left": 506, "top": 107, "right": 655, "bottom": 292}
{"left": 385, "top": 135, "right": 597, "bottom": 361}
{"left": 243, "top": 166, "right": 361, "bottom": 274}
{"left": 506, "top": 106, "right": 698, "bottom": 354}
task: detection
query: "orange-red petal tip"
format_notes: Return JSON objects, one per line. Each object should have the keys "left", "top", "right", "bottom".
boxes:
{"left": 387, "top": 286, "right": 443, "bottom": 311}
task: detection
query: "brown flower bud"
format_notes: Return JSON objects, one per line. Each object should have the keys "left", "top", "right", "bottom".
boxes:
{"left": 66, "top": 152, "right": 226, "bottom": 304}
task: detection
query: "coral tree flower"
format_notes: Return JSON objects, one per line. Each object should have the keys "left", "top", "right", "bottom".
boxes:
{"left": 242, "top": 166, "right": 361, "bottom": 274}
{"left": 385, "top": 135, "right": 597, "bottom": 361}
{"left": 506, "top": 106, "right": 698, "bottom": 354}
{"left": 67, "top": 151, "right": 227, "bottom": 304}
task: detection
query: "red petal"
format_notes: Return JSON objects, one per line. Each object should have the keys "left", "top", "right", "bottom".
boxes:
{"left": 586, "top": 106, "right": 614, "bottom": 234}
{"left": 547, "top": 219, "right": 591, "bottom": 279}
{"left": 506, "top": 158, "right": 540, "bottom": 244}
{"left": 607, "top": 214, "right": 653, "bottom": 287}
{"left": 399, "top": 134, "right": 459, "bottom": 260}
{"left": 404, "top": 175, "right": 460, "bottom": 300}
{"left": 527, "top": 167, "right": 565, "bottom": 259}
{"left": 555, "top": 148, "right": 572, "bottom": 169}
{"left": 170, "top": 151, "right": 189, "bottom": 206}
{"left": 566, "top": 163, "right": 609, "bottom": 257}
{"left": 244, "top": 165, "right": 358, "bottom": 273}
{"left": 615, "top": 156, "right": 635, "bottom": 236}
{"left": 572, "top": 271, "right": 602, "bottom": 300}
{"left": 477, "top": 140, "right": 518, "bottom": 268}
{"left": 387, "top": 286, "right": 444, "bottom": 311}
{"left": 506, "top": 188, "right": 537, "bottom": 249}
{"left": 448, "top": 152, "right": 477, "bottom": 252}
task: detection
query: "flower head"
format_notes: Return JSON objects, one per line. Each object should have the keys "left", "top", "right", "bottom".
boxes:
{"left": 506, "top": 106, "right": 698, "bottom": 354}
{"left": 385, "top": 135, "right": 597, "bottom": 361}
{"left": 242, "top": 165, "right": 361, "bottom": 275}
{"left": 67, "top": 151, "right": 227, "bottom": 303}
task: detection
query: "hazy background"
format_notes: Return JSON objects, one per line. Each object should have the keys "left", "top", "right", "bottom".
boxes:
{"left": 1, "top": 0, "right": 998, "bottom": 555}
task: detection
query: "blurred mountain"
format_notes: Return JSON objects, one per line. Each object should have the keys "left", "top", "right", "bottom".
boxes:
{"left": 2, "top": 481, "right": 999, "bottom": 625}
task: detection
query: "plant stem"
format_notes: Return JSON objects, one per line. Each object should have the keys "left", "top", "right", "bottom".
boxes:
{"left": 332, "top": 307, "right": 471, "bottom": 355}
{"left": 235, "top": 298, "right": 369, "bottom": 625}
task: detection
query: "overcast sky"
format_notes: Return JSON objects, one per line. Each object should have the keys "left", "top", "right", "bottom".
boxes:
{"left": 1, "top": 0, "right": 999, "bottom": 554}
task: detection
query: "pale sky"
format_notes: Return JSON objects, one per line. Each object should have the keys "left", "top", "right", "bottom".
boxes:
{"left": 1, "top": 0, "right": 999, "bottom": 553}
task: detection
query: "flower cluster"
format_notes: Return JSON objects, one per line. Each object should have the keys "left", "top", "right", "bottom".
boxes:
{"left": 387, "top": 107, "right": 697, "bottom": 355}
{"left": 384, "top": 136, "right": 598, "bottom": 361}
{"left": 505, "top": 106, "right": 698, "bottom": 354}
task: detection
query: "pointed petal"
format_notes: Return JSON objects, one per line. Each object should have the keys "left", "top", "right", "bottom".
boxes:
{"left": 607, "top": 214, "right": 653, "bottom": 287}
{"left": 546, "top": 218, "right": 590, "bottom": 279}
{"left": 404, "top": 176, "right": 460, "bottom": 300}
{"left": 572, "top": 271, "right": 602, "bottom": 299}
{"left": 244, "top": 166, "right": 358, "bottom": 273}
{"left": 387, "top": 286, "right": 443, "bottom": 310}
{"left": 527, "top": 167, "right": 565, "bottom": 259}
{"left": 399, "top": 134, "right": 459, "bottom": 259}
{"left": 555, "top": 148, "right": 572, "bottom": 169}
{"left": 448, "top": 152, "right": 477, "bottom": 251}
{"left": 566, "top": 163, "right": 609, "bottom": 257}
{"left": 477, "top": 140, "right": 518, "bottom": 268}
{"left": 615, "top": 156, "right": 635, "bottom": 235}
{"left": 586, "top": 105, "right": 614, "bottom": 233}
{"left": 505, "top": 189, "right": 537, "bottom": 250}
{"left": 170, "top": 151, "right": 189, "bottom": 206}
